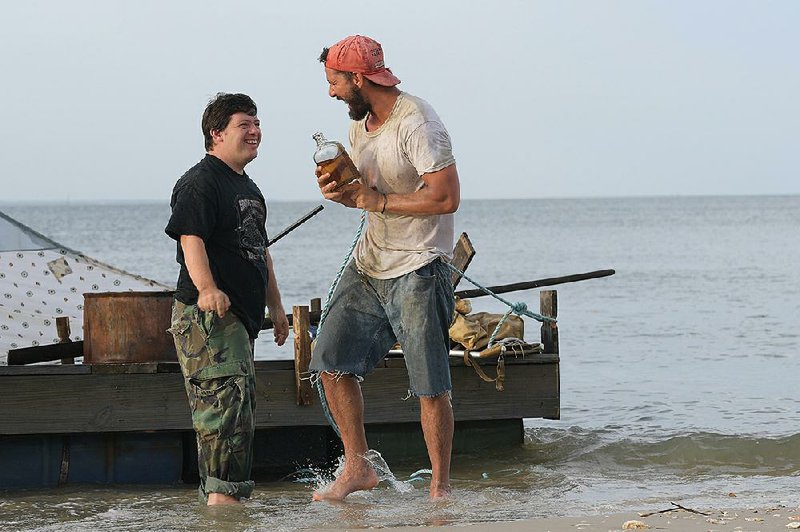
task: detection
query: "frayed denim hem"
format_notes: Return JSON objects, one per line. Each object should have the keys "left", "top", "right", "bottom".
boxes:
{"left": 403, "top": 389, "right": 452, "bottom": 400}
{"left": 307, "top": 370, "right": 364, "bottom": 386}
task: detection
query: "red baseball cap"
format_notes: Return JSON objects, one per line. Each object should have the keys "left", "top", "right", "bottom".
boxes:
{"left": 325, "top": 35, "right": 401, "bottom": 87}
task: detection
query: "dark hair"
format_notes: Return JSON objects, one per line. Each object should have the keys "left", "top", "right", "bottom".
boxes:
{"left": 201, "top": 93, "right": 257, "bottom": 151}
{"left": 319, "top": 47, "right": 358, "bottom": 83}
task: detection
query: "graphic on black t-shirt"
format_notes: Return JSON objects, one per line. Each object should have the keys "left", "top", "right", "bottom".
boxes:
{"left": 238, "top": 198, "right": 267, "bottom": 262}
{"left": 166, "top": 155, "right": 270, "bottom": 339}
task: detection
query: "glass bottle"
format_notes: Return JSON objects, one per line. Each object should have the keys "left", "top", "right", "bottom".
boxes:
{"left": 312, "top": 132, "right": 361, "bottom": 190}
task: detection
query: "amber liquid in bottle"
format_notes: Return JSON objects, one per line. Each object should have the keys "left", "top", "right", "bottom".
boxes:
{"left": 312, "top": 132, "right": 361, "bottom": 190}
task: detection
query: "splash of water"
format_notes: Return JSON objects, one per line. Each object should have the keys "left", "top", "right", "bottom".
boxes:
{"left": 287, "top": 450, "right": 433, "bottom": 494}
{"left": 362, "top": 449, "right": 423, "bottom": 493}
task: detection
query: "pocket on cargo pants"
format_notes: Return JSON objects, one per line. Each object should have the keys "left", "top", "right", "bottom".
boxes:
{"left": 188, "top": 360, "right": 255, "bottom": 483}
{"left": 168, "top": 302, "right": 223, "bottom": 379}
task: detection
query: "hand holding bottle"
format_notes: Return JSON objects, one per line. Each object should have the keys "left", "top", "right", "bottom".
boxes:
{"left": 312, "top": 132, "right": 361, "bottom": 191}
{"left": 316, "top": 166, "right": 358, "bottom": 207}
{"left": 316, "top": 170, "right": 385, "bottom": 212}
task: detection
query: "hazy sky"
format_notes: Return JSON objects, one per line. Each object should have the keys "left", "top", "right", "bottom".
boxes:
{"left": 1, "top": 1, "right": 797, "bottom": 202}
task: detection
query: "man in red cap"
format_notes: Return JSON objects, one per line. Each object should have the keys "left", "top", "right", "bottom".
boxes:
{"left": 310, "top": 34, "right": 461, "bottom": 501}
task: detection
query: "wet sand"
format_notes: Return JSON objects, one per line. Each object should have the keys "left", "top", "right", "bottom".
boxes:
{"left": 381, "top": 505, "right": 800, "bottom": 531}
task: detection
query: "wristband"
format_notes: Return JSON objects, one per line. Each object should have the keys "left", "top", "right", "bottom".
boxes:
{"left": 380, "top": 193, "right": 388, "bottom": 213}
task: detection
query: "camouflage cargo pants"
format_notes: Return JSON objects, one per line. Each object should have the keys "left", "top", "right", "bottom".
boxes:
{"left": 168, "top": 300, "right": 257, "bottom": 501}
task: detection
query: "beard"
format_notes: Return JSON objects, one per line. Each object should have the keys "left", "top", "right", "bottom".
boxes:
{"left": 343, "top": 86, "right": 371, "bottom": 121}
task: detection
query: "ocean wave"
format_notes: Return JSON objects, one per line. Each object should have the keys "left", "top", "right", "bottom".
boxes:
{"left": 524, "top": 427, "right": 800, "bottom": 476}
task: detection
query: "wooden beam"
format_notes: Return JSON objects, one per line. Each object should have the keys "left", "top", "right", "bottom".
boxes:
{"left": 7, "top": 341, "right": 85, "bottom": 366}
{"left": 454, "top": 269, "right": 615, "bottom": 300}
{"left": 540, "top": 290, "right": 559, "bottom": 354}
{"left": 57, "top": 317, "right": 74, "bottom": 365}
{"left": 267, "top": 204, "right": 324, "bottom": 247}
{"left": 292, "top": 306, "right": 314, "bottom": 406}
{"left": 450, "top": 232, "right": 476, "bottom": 289}
{"left": 0, "top": 365, "right": 90, "bottom": 376}
{"left": 262, "top": 309, "right": 321, "bottom": 331}
{"left": 0, "top": 358, "right": 559, "bottom": 434}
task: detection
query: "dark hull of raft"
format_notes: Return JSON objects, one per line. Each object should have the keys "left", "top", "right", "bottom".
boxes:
{"left": 0, "top": 353, "right": 558, "bottom": 489}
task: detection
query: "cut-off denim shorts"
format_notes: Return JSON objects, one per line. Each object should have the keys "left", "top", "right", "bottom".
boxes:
{"left": 309, "top": 258, "right": 455, "bottom": 397}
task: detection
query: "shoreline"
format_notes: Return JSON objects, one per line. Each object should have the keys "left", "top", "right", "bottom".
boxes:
{"left": 377, "top": 505, "right": 800, "bottom": 531}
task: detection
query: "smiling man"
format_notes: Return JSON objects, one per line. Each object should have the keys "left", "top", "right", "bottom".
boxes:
{"left": 165, "top": 92, "right": 289, "bottom": 505}
{"left": 311, "top": 35, "right": 461, "bottom": 501}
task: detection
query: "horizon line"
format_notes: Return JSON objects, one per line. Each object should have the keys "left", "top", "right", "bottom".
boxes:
{"left": 1, "top": 191, "right": 799, "bottom": 207}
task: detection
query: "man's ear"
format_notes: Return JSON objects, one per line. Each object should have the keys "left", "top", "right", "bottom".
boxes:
{"left": 210, "top": 129, "right": 223, "bottom": 144}
{"left": 352, "top": 72, "right": 366, "bottom": 88}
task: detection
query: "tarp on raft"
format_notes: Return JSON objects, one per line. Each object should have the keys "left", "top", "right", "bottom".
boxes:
{"left": 0, "top": 210, "right": 170, "bottom": 363}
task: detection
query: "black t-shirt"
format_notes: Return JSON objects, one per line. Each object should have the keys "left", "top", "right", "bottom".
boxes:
{"left": 165, "top": 154, "right": 269, "bottom": 339}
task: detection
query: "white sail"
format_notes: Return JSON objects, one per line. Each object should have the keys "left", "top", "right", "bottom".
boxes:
{"left": 0, "top": 210, "right": 171, "bottom": 363}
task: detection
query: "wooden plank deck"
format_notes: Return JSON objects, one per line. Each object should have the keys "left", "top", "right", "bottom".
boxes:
{"left": 0, "top": 354, "right": 559, "bottom": 436}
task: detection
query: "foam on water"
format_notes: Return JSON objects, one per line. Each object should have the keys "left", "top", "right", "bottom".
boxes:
{"left": 292, "top": 449, "right": 429, "bottom": 495}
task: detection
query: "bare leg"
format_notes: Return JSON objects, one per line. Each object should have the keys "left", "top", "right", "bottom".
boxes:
{"left": 312, "top": 373, "right": 379, "bottom": 501}
{"left": 207, "top": 493, "right": 239, "bottom": 505}
{"left": 420, "top": 393, "right": 454, "bottom": 498}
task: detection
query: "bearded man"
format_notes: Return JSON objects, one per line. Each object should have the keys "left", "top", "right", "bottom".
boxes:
{"left": 310, "top": 35, "right": 461, "bottom": 501}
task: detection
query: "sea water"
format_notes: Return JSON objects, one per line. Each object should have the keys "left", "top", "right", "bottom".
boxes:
{"left": 0, "top": 196, "right": 798, "bottom": 530}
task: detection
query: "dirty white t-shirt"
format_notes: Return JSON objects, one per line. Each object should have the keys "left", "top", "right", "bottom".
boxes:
{"left": 349, "top": 92, "right": 456, "bottom": 279}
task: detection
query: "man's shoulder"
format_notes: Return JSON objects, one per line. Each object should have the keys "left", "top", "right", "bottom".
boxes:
{"left": 397, "top": 93, "right": 440, "bottom": 118}
{"left": 174, "top": 156, "right": 219, "bottom": 192}
{"left": 395, "top": 92, "right": 445, "bottom": 132}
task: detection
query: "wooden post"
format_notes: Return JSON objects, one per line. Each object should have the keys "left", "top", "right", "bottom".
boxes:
{"left": 57, "top": 317, "right": 75, "bottom": 365}
{"left": 310, "top": 298, "right": 322, "bottom": 329}
{"left": 262, "top": 299, "right": 321, "bottom": 331}
{"left": 450, "top": 232, "right": 476, "bottom": 289}
{"left": 540, "top": 290, "right": 559, "bottom": 355}
{"left": 293, "top": 305, "right": 314, "bottom": 406}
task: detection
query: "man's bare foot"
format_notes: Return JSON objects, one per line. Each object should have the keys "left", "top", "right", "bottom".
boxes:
{"left": 312, "top": 461, "right": 379, "bottom": 501}
{"left": 430, "top": 483, "right": 452, "bottom": 499}
{"left": 207, "top": 493, "right": 240, "bottom": 505}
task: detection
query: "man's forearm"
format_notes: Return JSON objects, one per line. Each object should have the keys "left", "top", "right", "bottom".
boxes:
{"left": 264, "top": 251, "right": 284, "bottom": 313}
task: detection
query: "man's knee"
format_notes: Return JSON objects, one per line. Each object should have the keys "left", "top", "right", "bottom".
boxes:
{"left": 419, "top": 390, "right": 453, "bottom": 407}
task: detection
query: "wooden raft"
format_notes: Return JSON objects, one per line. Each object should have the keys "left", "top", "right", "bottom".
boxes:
{"left": 1, "top": 232, "right": 561, "bottom": 437}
